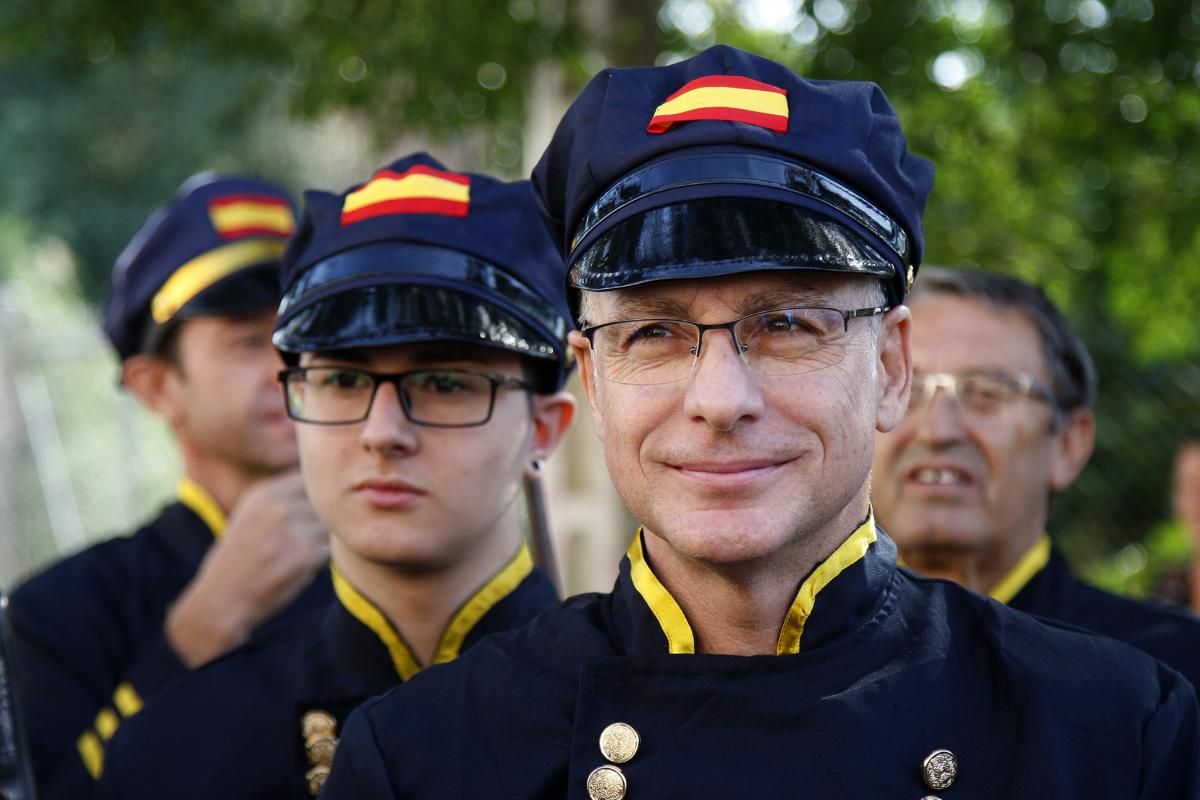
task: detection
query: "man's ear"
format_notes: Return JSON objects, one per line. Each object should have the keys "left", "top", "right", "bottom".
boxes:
{"left": 874, "top": 305, "right": 912, "bottom": 433}
{"left": 524, "top": 390, "right": 577, "bottom": 480}
{"left": 568, "top": 330, "right": 604, "bottom": 438}
{"left": 121, "top": 354, "right": 186, "bottom": 428}
{"left": 1049, "top": 407, "right": 1095, "bottom": 491}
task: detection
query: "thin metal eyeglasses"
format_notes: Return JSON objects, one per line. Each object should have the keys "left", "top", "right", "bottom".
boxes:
{"left": 579, "top": 305, "right": 891, "bottom": 386}
{"left": 278, "top": 366, "right": 532, "bottom": 427}
{"left": 907, "top": 370, "right": 1059, "bottom": 418}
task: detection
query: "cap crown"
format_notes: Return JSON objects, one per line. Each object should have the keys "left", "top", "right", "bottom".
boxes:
{"left": 532, "top": 45, "right": 934, "bottom": 303}
{"left": 102, "top": 174, "right": 296, "bottom": 359}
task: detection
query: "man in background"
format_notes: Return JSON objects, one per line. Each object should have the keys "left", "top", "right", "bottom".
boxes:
{"left": 97, "top": 154, "right": 575, "bottom": 799}
{"left": 7, "top": 174, "right": 330, "bottom": 798}
{"left": 872, "top": 266, "right": 1200, "bottom": 687}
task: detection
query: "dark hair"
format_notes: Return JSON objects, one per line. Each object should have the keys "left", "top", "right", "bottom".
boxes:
{"left": 911, "top": 267, "right": 1096, "bottom": 412}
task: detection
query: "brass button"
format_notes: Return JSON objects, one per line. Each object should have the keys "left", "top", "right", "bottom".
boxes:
{"left": 922, "top": 749, "right": 958, "bottom": 790}
{"left": 305, "top": 765, "right": 330, "bottom": 796}
{"left": 587, "top": 765, "right": 627, "bottom": 800}
{"left": 301, "top": 710, "right": 336, "bottom": 738}
{"left": 598, "top": 722, "right": 640, "bottom": 764}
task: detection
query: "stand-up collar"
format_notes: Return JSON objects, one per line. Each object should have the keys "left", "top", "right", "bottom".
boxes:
{"left": 616, "top": 515, "right": 898, "bottom": 655}
{"left": 325, "top": 542, "right": 539, "bottom": 682}
{"left": 988, "top": 535, "right": 1051, "bottom": 605}
{"left": 175, "top": 477, "right": 227, "bottom": 538}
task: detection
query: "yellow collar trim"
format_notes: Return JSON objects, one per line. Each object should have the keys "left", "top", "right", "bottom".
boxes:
{"left": 628, "top": 531, "right": 696, "bottom": 654}
{"left": 150, "top": 238, "right": 286, "bottom": 324}
{"left": 989, "top": 535, "right": 1051, "bottom": 605}
{"left": 432, "top": 541, "right": 533, "bottom": 665}
{"left": 628, "top": 517, "right": 877, "bottom": 656}
{"left": 331, "top": 567, "right": 422, "bottom": 681}
{"left": 775, "top": 516, "right": 877, "bottom": 655}
{"left": 176, "top": 478, "right": 227, "bottom": 538}
{"left": 331, "top": 541, "right": 535, "bottom": 681}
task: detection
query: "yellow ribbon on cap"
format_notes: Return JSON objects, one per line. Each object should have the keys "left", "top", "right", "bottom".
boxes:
{"left": 150, "top": 238, "right": 286, "bottom": 324}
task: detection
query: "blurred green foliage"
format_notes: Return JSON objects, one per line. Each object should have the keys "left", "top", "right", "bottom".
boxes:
{"left": 1, "top": 0, "right": 1198, "bottom": 592}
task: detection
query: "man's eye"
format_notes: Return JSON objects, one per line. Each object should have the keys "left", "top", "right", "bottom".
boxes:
{"left": 411, "top": 371, "right": 471, "bottom": 393}
{"left": 317, "top": 370, "right": 370, "bottom": 390}
{"left": 621, "top": 322, "right": 690, "bottom": 349}
{"left": 760, "top": 313, "right": 817, "bottom": 335}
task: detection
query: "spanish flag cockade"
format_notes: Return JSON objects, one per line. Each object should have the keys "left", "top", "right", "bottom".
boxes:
{"left": 647, "top": 75, "right": 789, "bottom": 134}
{"left": 207, "top": 194, "right": 296, "bottom": 239}
{"left": 341, "top": 164, "right": 471, "bottom": 225}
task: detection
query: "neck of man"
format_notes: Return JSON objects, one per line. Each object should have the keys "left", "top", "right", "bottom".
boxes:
{"left": 901, "top": 525, "right": 1046, "bottom": 597}
{"left": 642, "top": 497, "right": 871, "bottom": 656}
{"left": 176, "top": 443, "right": 275, "bottom": 513}
{"left": 330, "top": 506, "right": 525, "bottom": 669}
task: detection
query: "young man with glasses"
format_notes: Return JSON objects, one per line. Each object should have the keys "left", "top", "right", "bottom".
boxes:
{"left": 96, "top": 154, "right": 575, "bottom": 799}
{"left": 323, "top": 47, "right": 1197, "bottom": 799}
{"left": 872, "top": 266, "right": 1200, "bottom": 687}
{"left": 7, "top": 175, "right": 332, "bottom": 799}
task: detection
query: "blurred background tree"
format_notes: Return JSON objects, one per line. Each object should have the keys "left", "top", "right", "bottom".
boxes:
{"left": 0, "top": 0, "right": 1197, "bottom": 596}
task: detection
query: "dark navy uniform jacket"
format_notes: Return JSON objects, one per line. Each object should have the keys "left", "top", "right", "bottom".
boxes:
{"left": 97, "top": 543, "right": 556, "bottom": 799}
{"left": 323, "top": 520, "right": 1199, "bottom": 799}
{"left": 1002, "top": 536, "right": 1200, "bottom": 690}
{"left": 6, "top": 479, "right": 331, "bottom": 799}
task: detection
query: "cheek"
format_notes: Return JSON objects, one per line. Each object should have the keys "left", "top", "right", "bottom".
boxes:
{"left": 297, "top": 428, "right": 348, "bottom": 521}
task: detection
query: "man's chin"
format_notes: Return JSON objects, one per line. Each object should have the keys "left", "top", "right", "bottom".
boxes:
{"left": 646, "top": 510, "right": 794, "bottom": 567}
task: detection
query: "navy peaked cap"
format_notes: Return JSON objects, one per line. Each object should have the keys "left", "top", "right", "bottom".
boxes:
{"left": 103, "top": 174, "right": 296, "bottom": 360}
{"left": 274, "top": 153, "right": 574, "bottom": 392}
{"left": 531, "top": 45, "right": 935, "bottom": 309}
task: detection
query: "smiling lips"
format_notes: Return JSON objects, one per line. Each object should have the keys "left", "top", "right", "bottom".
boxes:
{"left": 668, "top": 458, "right": 792, "bottom": 490}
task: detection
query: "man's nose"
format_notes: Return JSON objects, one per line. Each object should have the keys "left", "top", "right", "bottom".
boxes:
{"left": 911, "top": 383, "right": 968, "bottom": 445}
{"left": 682, "top": 328, "right": 762, "bottom": 432}
{"left": 359, "top": 381, "right": 419, "bottom": 454}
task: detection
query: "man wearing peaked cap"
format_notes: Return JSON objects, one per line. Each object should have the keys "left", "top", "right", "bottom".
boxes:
{"left": 96, "top": 154, "right": 575, "bottom": 799}
{"left": 6, "top": 174, "right": 333, "bottom": 800}
{"left": 322, "top": 46, "right": 1198, "bottom": 799}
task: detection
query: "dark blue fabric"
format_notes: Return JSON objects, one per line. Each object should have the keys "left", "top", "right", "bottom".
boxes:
{"left": 101, "top": 174, "right": 295, "bottom": 359}
{"left": 531, "top": 45, "right": 935, "bottom": 304}
{"left": 276, "top": 154, "right": 574, "bottom": 389}
{"left": 1011, "top": 547, "right": 1200, "bottom": 690}
{"left": 95, "top": 570, "right": 557, "bottom": 799}
{"left": 6, "top": 503, "right": 331, "bottom": 800}
{"left": 321, "top": 532, "right": 1199, "bottom": 798}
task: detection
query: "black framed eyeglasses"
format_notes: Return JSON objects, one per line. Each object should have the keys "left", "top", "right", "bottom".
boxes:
{"left": 907, "top": 370, "right": 1059, "bottom": 419}
{"left": 278, "top": 366, "right": 532, "bottom": 427}
{"left": 579, "top": 305, "right": 891, "bottom": 386}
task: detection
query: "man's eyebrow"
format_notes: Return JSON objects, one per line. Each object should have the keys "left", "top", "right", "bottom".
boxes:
{"left": 308, "top": 349, "right": 370, "bottom": 365}
{"left": 606, "top": 295, "right": 692, "bottom": 320}
{"left": 735, "top": 287, "right": 832, "bottom": 315}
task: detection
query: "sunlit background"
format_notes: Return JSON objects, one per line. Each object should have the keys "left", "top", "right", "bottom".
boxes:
{"left": 1, "top": 0, "right": 1198, "bottom": 598}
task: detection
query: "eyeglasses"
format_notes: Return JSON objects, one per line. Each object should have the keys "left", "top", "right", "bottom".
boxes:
{"left": 907, "top": 370, "right": 1058, "bottom": 418}
{"left": 579, "top": 305, "right": 890, "bottom": 386}
{"left": 278, "top": 366, "right": 532, "bottom": 427}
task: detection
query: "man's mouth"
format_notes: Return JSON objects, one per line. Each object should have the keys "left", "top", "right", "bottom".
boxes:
{"left": 910, "top": 467, "right": 973, "bottom": 487}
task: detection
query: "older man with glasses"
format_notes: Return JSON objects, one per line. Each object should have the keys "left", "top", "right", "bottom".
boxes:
{"left": 322, "top": 46, "right": 1198, "bottom": 799}
{"left": 872, "top": 266, "right": 1200, "bottom": 689}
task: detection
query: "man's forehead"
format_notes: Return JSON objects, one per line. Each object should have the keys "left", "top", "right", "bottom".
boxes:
{"left": 909, "top": 294, "right": 1047, "bottom": 375}
{"left": 587, "top": 271, "right": 868, "bottom": 319}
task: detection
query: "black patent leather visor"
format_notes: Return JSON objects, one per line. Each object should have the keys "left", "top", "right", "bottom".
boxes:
{"left": 276, "top": 242, "right": 569, "bottom": 355}
{"left": 571, "top": 152, "right": 911, "bottom": 266}
{"left": 569, "top": 196, "right": 895, "bottom": 292}
{"left": 273, "top": 283, "right": 559, "bottom": 361}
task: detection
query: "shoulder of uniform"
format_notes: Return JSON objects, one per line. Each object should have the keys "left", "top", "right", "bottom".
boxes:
{"left": 898, "top": 568, "right": 1176, "bottom": 705}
